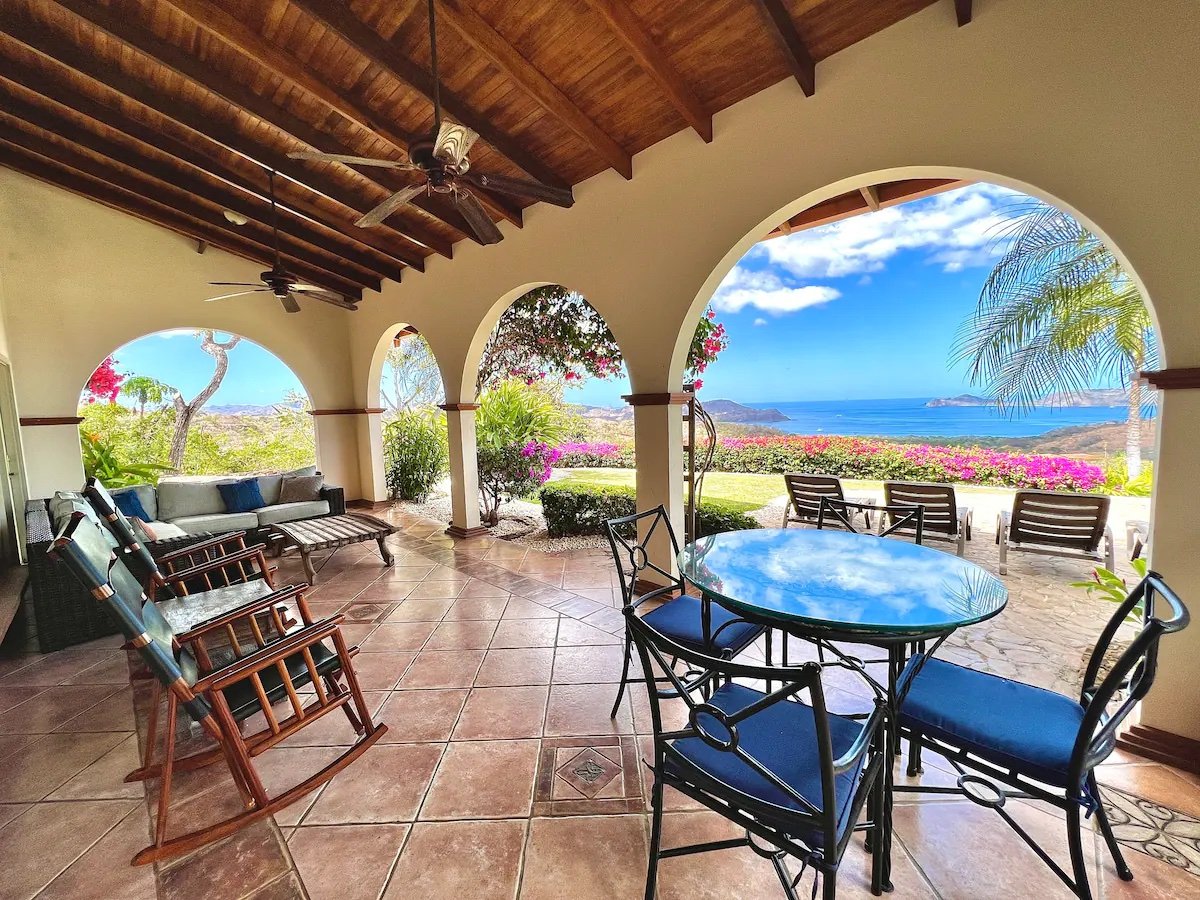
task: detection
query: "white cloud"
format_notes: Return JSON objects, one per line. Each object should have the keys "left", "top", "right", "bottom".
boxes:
{"left": 760, "top": 183, "right": 1021, "bottom": 279}
{"left": 712, "top": 267, "right": 841, "bottom": 315}
{"left": 753, "top": 317, "right": 768, "bottom": 326}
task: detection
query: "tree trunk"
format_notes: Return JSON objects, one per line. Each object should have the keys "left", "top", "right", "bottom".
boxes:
{"left": 1125, "top": 372, "right": 1143, "bottom": 482}
{"left": 167, "top": 330, "right": 241, "bottom": 470}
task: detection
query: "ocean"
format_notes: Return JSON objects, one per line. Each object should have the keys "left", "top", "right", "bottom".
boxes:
{"left": 744, "top": 397, "right": 1153, "bottom": 439}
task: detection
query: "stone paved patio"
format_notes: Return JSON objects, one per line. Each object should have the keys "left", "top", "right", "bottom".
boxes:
{"left": 0, "top": 502, "right": 1194, "bottom": 900}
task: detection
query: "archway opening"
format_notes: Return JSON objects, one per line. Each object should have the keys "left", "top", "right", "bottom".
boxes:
{"left": 79, "top": 328, "right": 317, "bottom": 482}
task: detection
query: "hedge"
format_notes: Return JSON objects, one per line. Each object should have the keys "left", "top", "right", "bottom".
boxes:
{"left": 540, "top": 483, "right": 759, "bottom": 538}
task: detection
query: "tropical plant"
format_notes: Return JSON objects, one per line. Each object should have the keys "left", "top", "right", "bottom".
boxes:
{"left": 383, "top": 409, "right": 449, "bottom": 501}
{"left": 1071, "top": 558, "right": 1148, "bottom": 604}
{"left": 954, "top": 200, "right": 1157, "bottom": 481}
{"left": 80, "top": 430, "right": 173, "bottom": 488}
{"left": 120, "top": 375, "right": 171, "bottom": 417}
{"left": 83, "top": 356, "right": 124, "bottom": 404}
{"left": 539, "top": 482, "right": 758, "bottom": 538}
{"left": 476, "top": 285, "right": 727, "bottom": 394}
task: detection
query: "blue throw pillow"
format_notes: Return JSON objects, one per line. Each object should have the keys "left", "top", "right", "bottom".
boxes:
{"left": 112, "top": 489, "right": 149, "bottom": 522}
{"left": 218, "top": 478, "right": 266, "bottom": 514}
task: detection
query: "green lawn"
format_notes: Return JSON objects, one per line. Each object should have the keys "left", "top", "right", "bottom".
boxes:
{"left": 552, "top": 468, "right": 789, "bottom": 512}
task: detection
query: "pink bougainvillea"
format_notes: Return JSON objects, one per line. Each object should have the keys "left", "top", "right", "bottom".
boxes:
{"left": 83, "top": 356, "right": 124, "bottom": 405}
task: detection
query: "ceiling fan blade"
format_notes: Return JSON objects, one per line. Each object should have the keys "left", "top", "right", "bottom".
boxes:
{"left": 205, "top": 289, "right": 270, "bottom": 302}
{"left": 455, "top": 191, "right": 503, "bottom": 245}
{"left": 287, "top": 150, "right": 414, "bottom": 169}
{"left": 434, "top": 120, "right": 479, "bottom": 168}
{"left": 279, "top": 293, "right": 302, "bottom": 314}
{"left": 208, "top": 281, "right": 263, "bottom": 287}
{"left": 356, "top": 181, "right": 429, "bottom": 228}
{"left": 465, "top": 172, "right": 575, "bottom": 209}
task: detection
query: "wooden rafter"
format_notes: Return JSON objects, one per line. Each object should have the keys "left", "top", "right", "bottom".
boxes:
{"left": 0, "top": 14, "right": 454, "bottom": 259}
{"left": 0, "top": 89, "right": 401, "bottom": 284}
{"left": 438, "top": 0, "right": 633, "bottom": 179}
{"left": 47, "top": 0, "right": 467, "bottom": 253}
{"left": 156, "top": 0, "right": 521, "bottom": 229}
{"left": 762, "top": 179, "right": 966, "bottom": 240}
{"left": 955, "top": 0, "right": 973, "bottom": 26}
{"left": 581, "top": 0, "right": 711, "bottom": 142}
{"left": 0, "top": 119, "right": 380, "bottom": 293}
{"left": 859, "top": 184, "right": 881, "bottom": 211}
{"left": 289, "top": 0, "right": 569, "bottom": 191}
{"left": 751, "top": 0, "right": 816, "bottom": 97}
{"left": 0, "top": 55, "right": 427, "bottom": 272}
{"left": 0, "top": 145, "right": 362, "bottom": 305}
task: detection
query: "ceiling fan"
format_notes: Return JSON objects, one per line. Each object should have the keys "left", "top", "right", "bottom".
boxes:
{"left": 287, "top": 0, "right": 574, "bottom": 243}
{"left": 203, "top": 170, "right": 351, "bottom": 313}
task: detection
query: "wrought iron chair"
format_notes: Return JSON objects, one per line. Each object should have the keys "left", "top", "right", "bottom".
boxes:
{"left": 85, "top": 477, "right": 294, "bottom": 639}
{"left": 882, "top": 481, "right": 971, "bottom": 556}
{"left": 50, "top": 511, "right": 386, "bottom": 865}
{"left": 629, "top": 606, "right": 889, "bottom": 900}
{"left": 897, "top": 573, "right": 1189, "bottom": 900}
{"left": 996, "top": 489, "right": 1114, "bottom": 575}
{"left": 604, "top": 506, "right": 766, "bottom": 718}
{"left": 782, "top": 473, "right": 873, "bottom": 529}
{"left": 817, "top": 497, "right": 925, "bottom": 544}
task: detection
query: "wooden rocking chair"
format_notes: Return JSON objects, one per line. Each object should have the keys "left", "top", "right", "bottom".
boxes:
{"left": 50, "top": 511, "right": 387, "bottom": 865}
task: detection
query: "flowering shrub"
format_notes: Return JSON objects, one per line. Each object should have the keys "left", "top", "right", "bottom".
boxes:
{"left": 540, "top": 483, "right": 758, "bottom": 538}
{"left": 554, "top": 435, "right": 1104, "bottom": 492}
{"left": 83, "top": 356, "right": 124, "bottom": 404}
{"left": 522, "top": 441, "right": 563, "bottom": 484}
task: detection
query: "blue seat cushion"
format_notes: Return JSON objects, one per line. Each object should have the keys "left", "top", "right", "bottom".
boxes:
{"left": 665, "top": 683, "right": 867, "bottom": 847}
{"left": 217, "top": 477, "right": 267, "bottom": 514}
{"left": 899, "top": 656, "right": 1086, "bottom": 787}
{"left": 111, "top": 488, "right": 149, "bottom": 522}
{"left": 641, "top": 594, "right": 762, "bottom": 654}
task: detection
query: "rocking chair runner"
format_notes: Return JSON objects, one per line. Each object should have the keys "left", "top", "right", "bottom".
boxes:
{"left": 50, "top": 512, "right": 387, "bottom": 865}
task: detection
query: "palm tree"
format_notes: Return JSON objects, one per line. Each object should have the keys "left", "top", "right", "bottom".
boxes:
{"left": 953, "top": 200, "right": 1157, "bottom": 481}
{"left": 120, "top": 375, "right": 170, "bottom": 418}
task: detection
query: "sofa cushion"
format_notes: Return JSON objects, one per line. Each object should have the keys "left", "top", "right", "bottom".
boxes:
{"left": 255, "top": 466, "right": 317, "bottom": 506}
{"left": 112, "top": 485, "right": 158, "bottom": 522}
{"left": 157, "top": 477, "right": 228, "bottom": 521}
{"left": 48, "top": 491, "right": 119, "bottom": 548}
{"left": 279, "top": 474, "right": 323, "bottom": 504}
{"left": 254, "top": 500, "right": 330, "bottom": 527}
{"left": 131, "top": 518, "right": 189, "bottom": 543}
{"left": 112, "top": 489, "right": 150, "bottom": 521}
{"left": 168, "top": 511, "right": 260, "bottom": 535}
{"left": 218, "top": 478, "right": 266, "bottom": 514}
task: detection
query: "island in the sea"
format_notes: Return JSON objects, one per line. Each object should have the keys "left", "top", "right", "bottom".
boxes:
{"left": 572, "top": 398, "right": 789, "bottom": 423}
{"left": 926, "top": 389, "right": 1128, "bottom": 408}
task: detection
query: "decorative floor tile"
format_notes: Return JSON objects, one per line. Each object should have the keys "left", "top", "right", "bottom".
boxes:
{"left": 1103, "top": 784, "right": 1200, "bottom": 876}
{"left": 534, "top": 736, "right": 643, "bottom": 816}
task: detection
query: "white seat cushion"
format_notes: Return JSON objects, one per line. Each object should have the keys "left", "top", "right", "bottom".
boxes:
{"left": 254, "top": 500, "right": 330, "bottom": 526}
{"left": 167, "top": 511, "right": 260, "bottom": 534}
{"left": 155, "top": 579, "right": 277, "bottom": 634}
{"left": 157, "top": 477, "right": 228, "bottom": 521}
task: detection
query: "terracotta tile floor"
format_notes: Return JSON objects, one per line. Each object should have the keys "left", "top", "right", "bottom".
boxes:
{"left": 0, "top": 506, "right": 1197, "bottom": 899}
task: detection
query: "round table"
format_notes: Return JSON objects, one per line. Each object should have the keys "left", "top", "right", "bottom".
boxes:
{"left": 678, "top": 528, "right": 1008, "bottom": 889}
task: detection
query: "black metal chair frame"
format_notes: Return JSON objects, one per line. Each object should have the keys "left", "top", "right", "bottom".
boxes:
{"left": 816, "top": 497, "right": 925, "bottom": 543}
{"left": 604, "top": 505, "right": 767, "bottom": 718}
{"left": 897, "top": 574, "right": 1189, "bottom": 900}
{"left": 629, "top": 608, "right": 890, "bottom": 900}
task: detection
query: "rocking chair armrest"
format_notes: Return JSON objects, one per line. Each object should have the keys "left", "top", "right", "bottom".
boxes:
{"left": 163, "top": 545, "right": 271, "bottom": 585}
{"left": 176, "top": 583, "right": 306, "bottom": 642}
{"left": 196, "top": 615, "right": 345, "bottom": 693}
{"left": 156, "top": 532, "right": 248, "bottom": 563}
{"left": 833, "top": 700, "right": 887, "bottom": 774}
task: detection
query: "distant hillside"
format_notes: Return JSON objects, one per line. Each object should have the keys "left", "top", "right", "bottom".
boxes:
{"left": 928, "top": 389, "right": 1129, "bottom": 408}
{"left": 207, "top": 402, "right": 304, "bottom": 416}
{"left": 571, "top": 399, "right": 788, "bottom": 424}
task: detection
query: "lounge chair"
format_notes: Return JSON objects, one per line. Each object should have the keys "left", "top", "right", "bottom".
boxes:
{"left": 996, "top": 490, "right": 1114, "bottom": 575}
{"left": 1126, "top": 519, "right": 1151, "bottom": 560}
{"left": 782, "top": 473, "right": 873, "bottom": 529}
{"left": 883, "top": 481, "right": 972, "bottom": 557}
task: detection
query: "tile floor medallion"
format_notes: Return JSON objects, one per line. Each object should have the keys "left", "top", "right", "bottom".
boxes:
{"left": 1103, "top": 784, "right": 1200, "bottom": 876}
{"left": 534, "top": 736, "right": 643, "bottom": 816}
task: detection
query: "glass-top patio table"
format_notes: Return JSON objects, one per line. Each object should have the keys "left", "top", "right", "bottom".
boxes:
{"left": 678, "top": 527, "right": 1008, "bottom": 889}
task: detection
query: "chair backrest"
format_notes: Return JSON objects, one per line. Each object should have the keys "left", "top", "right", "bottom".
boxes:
{"left": 884, "top": 481, "right": 958, "bottom": 536}
{"left": 50, "top": 512, "right": 209, "bottom": 723}
{"left": 783, "top": 474, "right": 846, "bottom": 522}
{"left": 1010, "top": 490, "right": 1110, "bottom": 552}
{"left": 1072, "top": 573, "right": 1189, "bottom": 783}
{"left": 627, "top": 607, "right": 879, "bottom": 854}
{"left": 817, "top": 497, "right": 924, "bottom": 543}
{"left": 604, "top": 505, "right": 684, "bottom": 610}
{"left": 83, "top": 478, "right": 161, "bottom": 578}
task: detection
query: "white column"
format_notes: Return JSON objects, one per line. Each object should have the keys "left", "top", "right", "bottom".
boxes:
{"left": 356, "top": 410, "right": 388, "bottom": 504}
{"left": 629, "top": 394, "right": 685, "bottom": 586}
{"left": 19, "top": 420, "right": 84, "bottom": 499}
{"left": 440, "top": 403, "right": 486, "bottom": 538}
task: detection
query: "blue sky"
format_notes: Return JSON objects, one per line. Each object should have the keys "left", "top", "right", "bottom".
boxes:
{"left": 100, "top": 183, "right": 1058, "bottom": 409}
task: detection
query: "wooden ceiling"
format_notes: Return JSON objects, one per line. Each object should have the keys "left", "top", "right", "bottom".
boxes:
{"left": 0, "top": 0, "right": 970, "bottom": 307}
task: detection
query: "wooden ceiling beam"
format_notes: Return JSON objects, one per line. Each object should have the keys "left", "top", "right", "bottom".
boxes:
{"left": 0, "top": 144, "right": 362, "bottom": 305}
{"left": 289, "top": 0, "right": 569, "bottom": 190}
{"left": 859, "top": 184, "right": 881, "bottom": 211}
{"left": 581, "top": 0, "right": 712, "bottom": 143}
{"left": 48, "top": 0, "right": 467, "bottom": 252}
{"left": 155, "top": 0, "right": 522, "bottom": 229}
{"left": 438, "top": 0, "right": 633, "bottom": 179}
{"left": 955, "top": 0, "right": 973, "bottom": 26}
{"left": 0, "top": 120, "right": 379, "bottom": 293}
{"left": 762, "top": 178, "right": 967, "bottom": 240}
{"left": 0, "top": 89, "right": 400, "bottom": 284}
{"left": 750, "top": 0, "right": 816, "bottom": 97}
{"left": 0, "top": 55, "right": 427, "bottom": 272}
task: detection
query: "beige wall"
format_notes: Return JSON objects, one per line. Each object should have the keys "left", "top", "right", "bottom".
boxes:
{"left": 0, "top": 171, "right": 362, "bottom": 497}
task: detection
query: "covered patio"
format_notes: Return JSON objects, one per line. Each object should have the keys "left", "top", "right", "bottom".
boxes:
{"left": 0, "top": 0, "right": 1198, "bottom": 898}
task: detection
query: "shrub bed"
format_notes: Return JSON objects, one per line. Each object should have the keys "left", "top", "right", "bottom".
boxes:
{"left": 540, "top": 483, "right": 759, "bottom": 538}
{"left": 555, "top": 435, "right": 1104, "bottom": 492}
